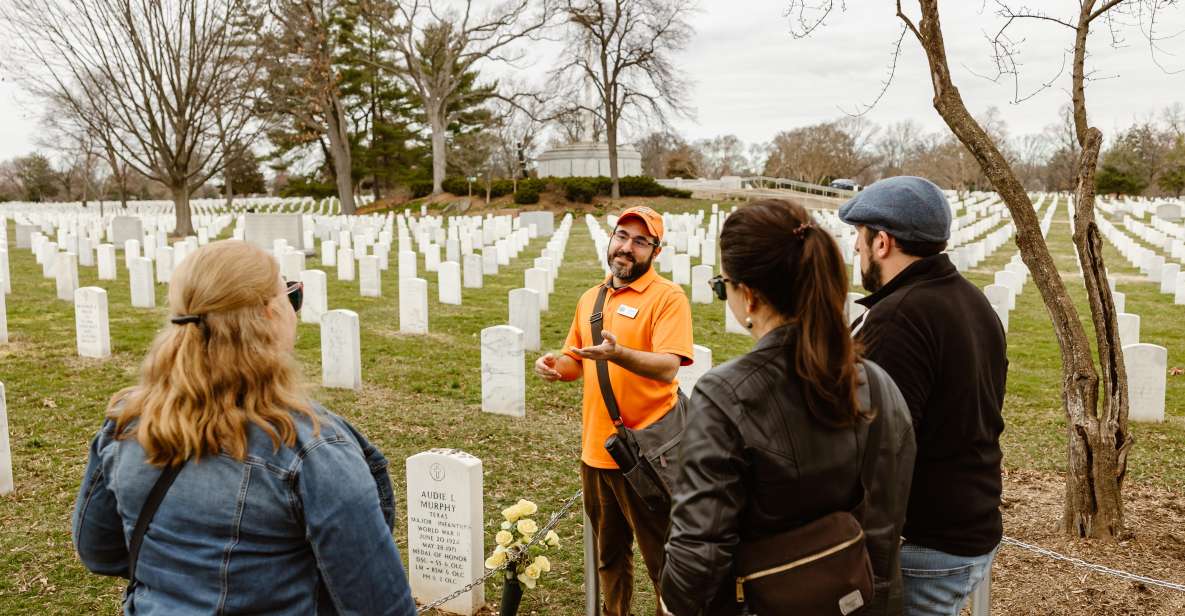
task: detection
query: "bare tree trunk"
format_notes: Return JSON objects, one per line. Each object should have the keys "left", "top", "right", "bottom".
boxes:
{"left": 607, "top": 116, "right": 621, "bottom": 199}
{"left": 173, "top": 184, "right": 194, "bottom": 237}
{"left": 326, "top": 97, "right": 356, "bottom": 215}
{"left": 905, "top": 0, "right": 1130, "bottom": 539}
{"left": 429, "top": 105, "right": 448, "bottom": 195}
{"left": 225, "top": 171, "right": 235, "bottom": 209}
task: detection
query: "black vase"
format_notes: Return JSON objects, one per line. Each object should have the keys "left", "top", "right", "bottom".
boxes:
{"left": 499, "top": 573, "right": 524, "bottom": 616}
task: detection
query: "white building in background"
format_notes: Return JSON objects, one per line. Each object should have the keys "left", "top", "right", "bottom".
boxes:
{"left": 535, "top": 141, "right": 642, "bottom": 178}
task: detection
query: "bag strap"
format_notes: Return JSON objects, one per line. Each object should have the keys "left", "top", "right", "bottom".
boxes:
{"left": 590, "top": 283, "right": 624, "bottom": 427}
{"left": 126, "top": 461, "right": 186, "bottom": 592}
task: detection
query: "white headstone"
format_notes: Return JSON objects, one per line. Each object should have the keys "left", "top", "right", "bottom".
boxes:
{"left": 438, "top": 261, "right": 462, "bottom": 305}
{"left": 525, "top": 268, "right": 549, "bottom": 311}
{"left": 111, "top": 216, "right": 143, "bottom": 245}
{"left": 425, "top": 243, "right": 441, "bottom": 272}
{"left": 1160, "top": 263, "right": 1180, "bottom": 295}
{"left": 406, "top": 449, "right": 484, "bottom": 615}
{"left": 399, "top": 278, "right": 429, "bottom": 334}
{"left": 509, "top": 288, "right": 541, "bottom": 352}
{"left": 0, "top": 382, "right": 10, "bottom": 495}
{"left": 41, "top": 242, "right": 58, "bottom": 278}
{"left": 1117, "top": 312, "right": 1140, "bottom": 348}
{"left": 156, "top": 246, "right": 173, "bottom": 284}
{"left": 673, "top": 253, "right": 691, "bottom": 285}
{"left": 992, "top": 301, "right": 1009, "bottom": 334}
{"left": 337, "top": 248, "right": 355, "bottom": 281}
{"left": 1176, "top": 271, "right": 1185, "bottom": 305}
{"left": 129, "top": 257, "right": 156, "bottom": 308}
{"left": 482, "top": 248, "right": 498, "bottom": 275}
{"left": 0, "top": 248, "right": 9, "bottom": 294}
{"left": 300, "top": 269, "right": 328, "bottom": 324}
{"left": 358, "top": 255, "right": 381, "bottom": 297}
{"left": 281, "top": 250, "right": 305, "bottom": 283}
{"left": 701, "top": 239, "right": 717, "bottom": 266}
{"left": 56, "top": 253, "right": 79, "bottom": 301}
{"left": 97, "top": 244, "right": 117, "bottom": 280}
{"left": 77, "top": 237, "right": 94, "bottom": 267}
{"left": 1124, "top": 343, "right": 1167, "bottom": 422}
{"left": 463, "top": 254, "right": 483, "bottom": 289}
{"left": 984, "top": 284, "right": 1013, "bottom": 313}
{"left": 322, "top": 240, "right": 338, "bottom": 266}
{"left": 725, "top": 301, "right": 748, "bottom": 334}
{"left": 399, "top": 250, "right": 418, "bottom": 279}
{"left": 690, "top": 265, "right": 714, "bottom": 304}
{"left": 74, "top": 287, "right": 111, "bottom": 359}
{"left": 995, "top": 270, "right": 1023, "bottom": 297}
{"left": 845, "top": 292, "right": 867, "bottom": 325}
{"left": 481, "top": 325, "right": 526, "bottom": 417}
{"left": 243, "top": 214, "right": 303, "bottom": 253}
{"left": 0, "top": 283, "right": 7, "bottom": 344}
{"left": 677, "top": 344, "right": 713, "bottom": 396}
{"left": 1112, "top": 290, "right": 1126, "bottom": 314}
{"left": 320, "top": 309, "right": 362, "bottom": 390}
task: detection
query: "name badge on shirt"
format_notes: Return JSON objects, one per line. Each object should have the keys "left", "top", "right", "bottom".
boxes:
{"left": 616, "top": 304, "right": 639, "bottom": 319}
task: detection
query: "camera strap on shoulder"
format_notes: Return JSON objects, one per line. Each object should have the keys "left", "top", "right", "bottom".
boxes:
{"left": 590, "top": 283, "right": 625, "bottom": 431}
{"left": 125, "top": 460, "right": 186, "bottom": 598}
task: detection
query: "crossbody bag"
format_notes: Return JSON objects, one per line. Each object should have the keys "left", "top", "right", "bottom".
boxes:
{"left": 590, "top": 283, "right": 687, "bottom": 513}
{"left": 733, "top": 365, "right": 885, "bottom": 616}
{"left": 124, "top": 461, "right": 187, "bottom": 600}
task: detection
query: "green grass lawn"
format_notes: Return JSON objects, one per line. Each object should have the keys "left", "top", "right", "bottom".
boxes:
{"left": 0, "top": 196, "right": 1182, "bottom": 614}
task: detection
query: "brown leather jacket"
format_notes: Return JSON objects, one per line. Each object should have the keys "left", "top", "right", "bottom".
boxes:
{"left": 661, "top": 326, "right": 916, "bottom": 616}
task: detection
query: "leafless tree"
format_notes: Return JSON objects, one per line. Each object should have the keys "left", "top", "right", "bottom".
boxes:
{"left": 370, "top": 0, "right": 552, "bottom": 195}
{"left": 553, "top": 0, "right": 695, "bottom": 198}
{"left": 763, "top": 118, "right": 880, "bottom": 185}
{"left": 488, "top": 92, "right": 548, "bottom": 185}
{"left": 259, "top": 0, "right": 358, "bottom": 214}
{"left": 1, "top": 0, "right": 262, "bottom": 235}
{"left": 695, "top": 135, "right": 752, "bottom": 178}
{"left": 787, "top": 0, "right": 1182, "bottom": 539}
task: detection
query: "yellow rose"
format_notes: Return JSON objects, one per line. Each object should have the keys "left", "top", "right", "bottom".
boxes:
{"left": 545, "top": 530, "right": 560, "bottom": 547}
{"left": 485, "top": 549, "right": 507, "bottom": 569}
{"left": 496, "top": 530, "right": 514, "bottom": 547}
{"left": 517, "top": 499, "right": 538, "bottom": 515}
{"left": 502, "top": 504, "right": 523, "bottom": 523}
{"left": 517, "top": 571, "right": 538, "bottom": 589}
{"left": 524, "top": 563, "right": 542, "bottom": 579}
{"left": 516, "top": 518, "right": 539, "bottom": 537}
{"left": 534, "top": 555, "right": 551, "bottom": 573}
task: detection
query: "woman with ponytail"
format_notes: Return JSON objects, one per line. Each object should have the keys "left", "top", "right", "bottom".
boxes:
{"left": 661, "top": 200, "right": 916, "bottom": 616}
{"left": 72, "top": 240, "right": 415, "bottom": 615}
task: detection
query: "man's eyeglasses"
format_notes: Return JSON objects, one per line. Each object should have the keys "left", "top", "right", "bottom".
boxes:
{"left": 284, "top": 279, "right": 304, "bottom": 313}
{"left": 708, "top": 275, "right": 733, "bottom": 302}
{"left": 612, "top": 229, "right": 660, "bottom": 250}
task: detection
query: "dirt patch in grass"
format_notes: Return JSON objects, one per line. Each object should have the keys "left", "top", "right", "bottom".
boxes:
{"left": 990, "top": 469, "right": 1185, "bottom": 615}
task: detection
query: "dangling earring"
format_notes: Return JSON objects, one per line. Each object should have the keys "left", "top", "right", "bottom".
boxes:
{"left": 744, "top": 316, "right": 754, "bottom": 329}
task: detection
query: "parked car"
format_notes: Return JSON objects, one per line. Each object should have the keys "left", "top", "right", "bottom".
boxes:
{"left": 830, "top": 178, "right": 861, "bottom": 192}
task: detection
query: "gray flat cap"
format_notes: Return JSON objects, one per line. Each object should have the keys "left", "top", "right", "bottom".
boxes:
{"left": 837, "top": 176, "right": 951, "bottom": 242}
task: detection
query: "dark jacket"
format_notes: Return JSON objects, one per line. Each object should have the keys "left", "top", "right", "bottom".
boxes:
{"left": 853, "top": 253, "right": 1007, "bottom": 557}
{"left": 661, "top": 326, "right": 916, "bottom": 616}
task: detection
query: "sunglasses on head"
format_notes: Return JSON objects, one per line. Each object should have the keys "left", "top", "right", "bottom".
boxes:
{"left": 708, "top": 274, "right": 733, "bottom": 302}
{"left": 283, "top": 279, "right": 304, "bottom": 313}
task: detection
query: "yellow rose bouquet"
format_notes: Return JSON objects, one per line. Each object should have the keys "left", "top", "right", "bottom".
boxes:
{"left": 485, "top": 498, "right": 563, "bottom": 615}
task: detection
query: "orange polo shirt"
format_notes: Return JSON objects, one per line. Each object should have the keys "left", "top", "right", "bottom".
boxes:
{"left": 563, "top": 267, "right": 694, "bottom": 469}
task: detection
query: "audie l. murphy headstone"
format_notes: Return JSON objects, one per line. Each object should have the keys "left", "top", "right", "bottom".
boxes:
{"left": 406, "top": 449, "right": 484, "bottom": 616}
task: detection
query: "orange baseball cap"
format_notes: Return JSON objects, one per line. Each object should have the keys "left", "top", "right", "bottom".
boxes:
{"left": 617, "top": 206, "right": 664, "bottom": 241}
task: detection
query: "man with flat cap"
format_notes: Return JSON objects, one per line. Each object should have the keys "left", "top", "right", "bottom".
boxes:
{"left": 839, "top": 176, "right": 1007, "bottom": 616}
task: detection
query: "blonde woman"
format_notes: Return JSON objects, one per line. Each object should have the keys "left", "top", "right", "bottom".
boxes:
{"left": 72, "top": 240, "right": 415, "bottom": 615}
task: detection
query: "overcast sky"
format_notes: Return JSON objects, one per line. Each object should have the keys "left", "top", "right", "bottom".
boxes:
{"left": 1, "top": 1, "right": 1183, "bottom": 162}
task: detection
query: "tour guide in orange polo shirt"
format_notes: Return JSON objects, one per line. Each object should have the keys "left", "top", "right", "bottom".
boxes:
{"left": 534, "top": 205, "right": 694, "bottom": 616}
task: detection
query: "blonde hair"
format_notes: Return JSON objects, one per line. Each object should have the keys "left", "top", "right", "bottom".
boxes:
{"left": 111, "top": 240, "right": 316, "bottom": 466}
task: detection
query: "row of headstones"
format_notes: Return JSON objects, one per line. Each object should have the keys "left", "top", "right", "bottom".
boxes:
{"left": 1098, "top": 216, "right": 1185, "bottom": 304}
{"left": 320, "top": 215, "right": 574, "bottom": 397}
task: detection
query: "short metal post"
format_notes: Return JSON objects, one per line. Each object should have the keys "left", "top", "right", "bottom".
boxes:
{"left": 584, "top": 509, "right": 600, "bottom": 616}
{"left": 970, "top": 573, "right": 991, "bottom": 616}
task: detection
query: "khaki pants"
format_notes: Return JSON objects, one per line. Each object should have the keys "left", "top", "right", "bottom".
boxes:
{"left": 581, "top": 463, "right": 670, "bottom": 616}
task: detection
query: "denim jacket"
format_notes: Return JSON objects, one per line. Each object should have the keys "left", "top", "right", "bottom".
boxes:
{"left": 72, "top": 402, "right": 416, "bottom": 616}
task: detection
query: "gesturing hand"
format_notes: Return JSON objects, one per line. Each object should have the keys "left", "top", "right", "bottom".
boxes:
{"left": 573, "top": 330, "right": 622, "bottom": 362}
{"left": 534, "top": 353, "right": 563, "bottom": 381}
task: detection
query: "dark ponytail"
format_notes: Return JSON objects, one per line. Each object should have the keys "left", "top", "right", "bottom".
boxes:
{"left": 719, "top": 199, "right": 868, "bottom": 427}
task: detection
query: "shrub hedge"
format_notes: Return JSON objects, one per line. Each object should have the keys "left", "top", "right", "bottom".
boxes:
{"left": 412, "top": 175, "right": 690, "bottom": 203}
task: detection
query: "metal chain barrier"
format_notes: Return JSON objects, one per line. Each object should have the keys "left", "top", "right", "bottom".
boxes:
{"left": 417, "top": 489, "right": 585, "bottom": 614}
{"left": 1001, "top": 536, "right": 1185, "bottom": 592}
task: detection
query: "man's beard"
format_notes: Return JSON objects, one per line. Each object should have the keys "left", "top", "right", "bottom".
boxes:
{"left": 608, "top": 248, "right": 654, "bottom": 283}
{"left": 861, "top": 254, "right": 883, "bottom": 293}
